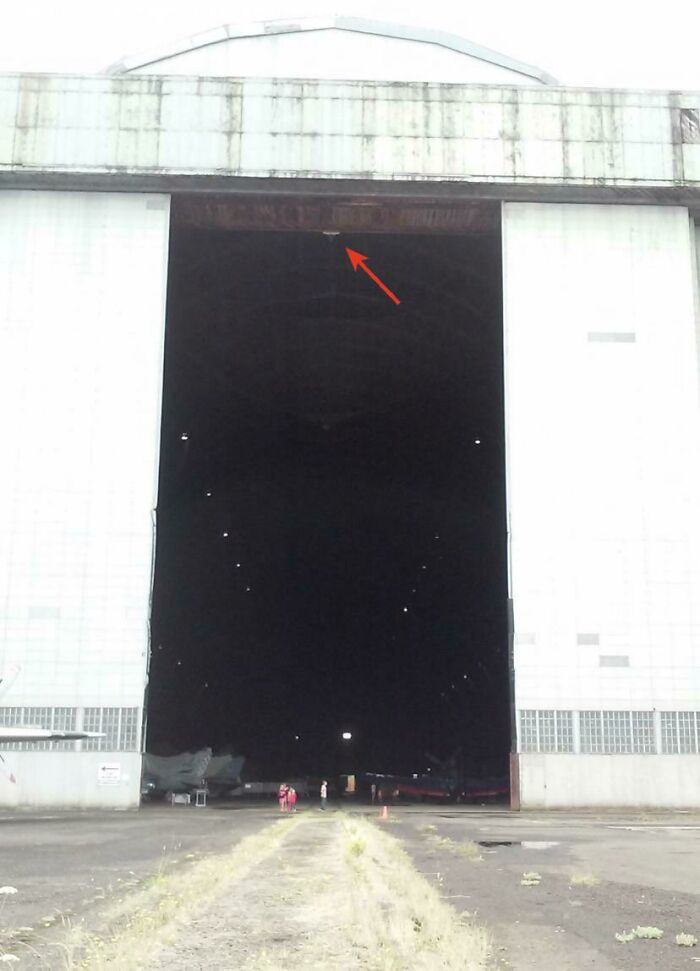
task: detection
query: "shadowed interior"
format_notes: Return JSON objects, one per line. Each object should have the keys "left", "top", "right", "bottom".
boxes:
{"left": 149, "top": 206, "right": 509, "bottom": 784}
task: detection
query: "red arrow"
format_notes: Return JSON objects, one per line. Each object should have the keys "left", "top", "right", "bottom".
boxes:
{"left": 345, "top": 248, "right": 400, "bottom": 305}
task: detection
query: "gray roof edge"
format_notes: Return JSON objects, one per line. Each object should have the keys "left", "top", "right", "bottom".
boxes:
{"left": 105, "top": 14, "right": 557, "bottom": 84}
{"left": 334, "top": 17, "right": 558, "bottom": 85}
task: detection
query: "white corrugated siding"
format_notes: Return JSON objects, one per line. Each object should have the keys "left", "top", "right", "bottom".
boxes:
{"left": 0, "top": 190, "right": 170, "bottom": 808}
{"left": 503, "top": 202, "right": 700, "bottom": 807}
{"left": 0, "top": 74, "right": 695, "bottom": 189}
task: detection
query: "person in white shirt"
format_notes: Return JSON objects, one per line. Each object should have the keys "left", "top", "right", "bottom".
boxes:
{"left": 320, "top": 780, "right": 328, "bottom": 811}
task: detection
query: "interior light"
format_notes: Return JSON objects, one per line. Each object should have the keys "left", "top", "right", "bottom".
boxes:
{"left": 342, "top": 731, "right": 352, "bottom": 740}
{"left": 180, "top": 432, "right": 189, "bottom": 441}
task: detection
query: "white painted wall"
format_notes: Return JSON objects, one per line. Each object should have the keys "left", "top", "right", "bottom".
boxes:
{"left": 520, "top": 754, "right": 700, "bottom": 808}
{"left": 0, "top": 190, "right": 170, "bottom": 807}
{"left": 0, "top": 752, "right": 142, "bottom": 810}
{"left": 503, "top": 203, "right": 700, "bottom": 806}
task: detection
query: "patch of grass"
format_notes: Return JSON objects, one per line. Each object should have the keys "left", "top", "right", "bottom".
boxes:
{"left": 615, "top": 931, "right": 636, "bottom": 943}
{"left": 347, "top": 838, "right": 366, "bottom": 859}
{"left": 675, "top": 933, "right": 697, "bottom": 947}
{"left": 59, "top": 816, "right": 300, "bottom": 970}
{"left": 570, "top": 873, "right": 600, "bottom": 887}
{"left": 454, "top": 841, "right": 483, "bottom": 863}
{"left": 424, "top": 832, "right": 482, "bottom": 863}
{"left": 140, "top": 873, "right": 168, "bottom": 892}
{"left": 520, "top": 871, "right": 541, "bottom": 887}
{"left": 344, "top": 817, "right": 492, "bottom": 970}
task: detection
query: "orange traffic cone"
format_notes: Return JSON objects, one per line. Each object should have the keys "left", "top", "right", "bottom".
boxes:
{"left": 380, "top": 804, "right": 389, "bottom": 820}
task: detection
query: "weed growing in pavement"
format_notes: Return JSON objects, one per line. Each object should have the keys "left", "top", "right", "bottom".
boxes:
{"left": 633, "top": 926, "right": 663, "bottom": 939}
{"left": 569, "top": 873, "right": 600, "bottom": 887}
{"left": 675, "top": 933, "right": 697, "bottom": 947}
{"left": 520, "top": 872, "right": 541, "bottom": 887}
{"left": 615, "top": 926, "right": 666, "bottom": 943}
{"left": 454, "top": 841, "right": 483, "bottom": 862}
{"left": 423, "top": 832, "right": 482, "bottom": 862}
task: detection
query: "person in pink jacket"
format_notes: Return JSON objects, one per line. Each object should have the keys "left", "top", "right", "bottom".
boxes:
{"left": 278, "top": 783, "right": 289, "bottom": 812}
{"left": 287, "top": 786, "right": 298, "bottom": 812}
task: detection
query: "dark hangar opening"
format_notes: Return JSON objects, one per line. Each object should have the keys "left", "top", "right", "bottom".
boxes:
{"left": 148, "top": 195, "right": 510, "bottom": 797}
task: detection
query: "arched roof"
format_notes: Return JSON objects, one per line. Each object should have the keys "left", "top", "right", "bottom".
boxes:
{"left": 107, "top": 15, "right": 557, "bottom": 85}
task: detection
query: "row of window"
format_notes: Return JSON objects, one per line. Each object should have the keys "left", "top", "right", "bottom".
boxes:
{"left": 520, "top": 710, "right": 700, "bottom": 755}
{"left": 0, "top": 707, "right": 140, "bottom": 751}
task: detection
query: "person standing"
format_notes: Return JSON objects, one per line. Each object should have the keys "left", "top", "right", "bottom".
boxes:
{"left": 288, "top": 786, "right": 297, "bottom": 813}
{"left": 278, "top": 783, "right": 289, "bottom": 812}
{"left": 320, "top": 780, "right": 328, "bottom": 811}
{"left": 370, "top": 782, "right": 377, "bottom": 805}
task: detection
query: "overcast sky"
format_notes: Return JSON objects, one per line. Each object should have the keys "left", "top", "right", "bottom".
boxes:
{"left": 0, "top": 0, "right": 698, "bottom": 89}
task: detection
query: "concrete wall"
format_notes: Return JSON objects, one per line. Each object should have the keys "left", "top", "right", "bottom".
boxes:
{"left": 0, "top": 190, "right": 170, "bottom": 808}
{"left": 520, "top": 754, "right": 700, "bottom": 808}
{"left": 503, "top": 202, "right": 700, "bottom": 807}
{"left": 0, "top": 74, "right": 698, "bottom": 188}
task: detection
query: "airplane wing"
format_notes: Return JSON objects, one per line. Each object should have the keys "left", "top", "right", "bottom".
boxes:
{"left": 0, "top": 728, "right": 105, "bottom": 743}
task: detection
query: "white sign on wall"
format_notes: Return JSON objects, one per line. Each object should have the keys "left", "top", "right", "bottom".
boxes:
{"left": 97, "top": 763, "right": 121, "bottom": 785}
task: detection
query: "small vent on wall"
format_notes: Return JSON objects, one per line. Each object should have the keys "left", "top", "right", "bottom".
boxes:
{"left": 599, "top": 655, "right": 629, "bottom": 667}
{"left": 577, "top": 633, "right": 599, "bottom": 645}
{"left": 680, "top": 108, "right": 700, "bottom": 144}
{"left": 587, "top": 332, "right": 636, "bottom": 343}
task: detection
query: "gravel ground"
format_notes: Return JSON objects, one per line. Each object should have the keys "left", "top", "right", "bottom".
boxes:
{"left": 391, "top": 808, "right": 700, "bottom": 971}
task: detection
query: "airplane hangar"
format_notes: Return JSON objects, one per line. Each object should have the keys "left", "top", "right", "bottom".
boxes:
{"left": 1, "top": 17, "right": 699, "bottom": 808}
